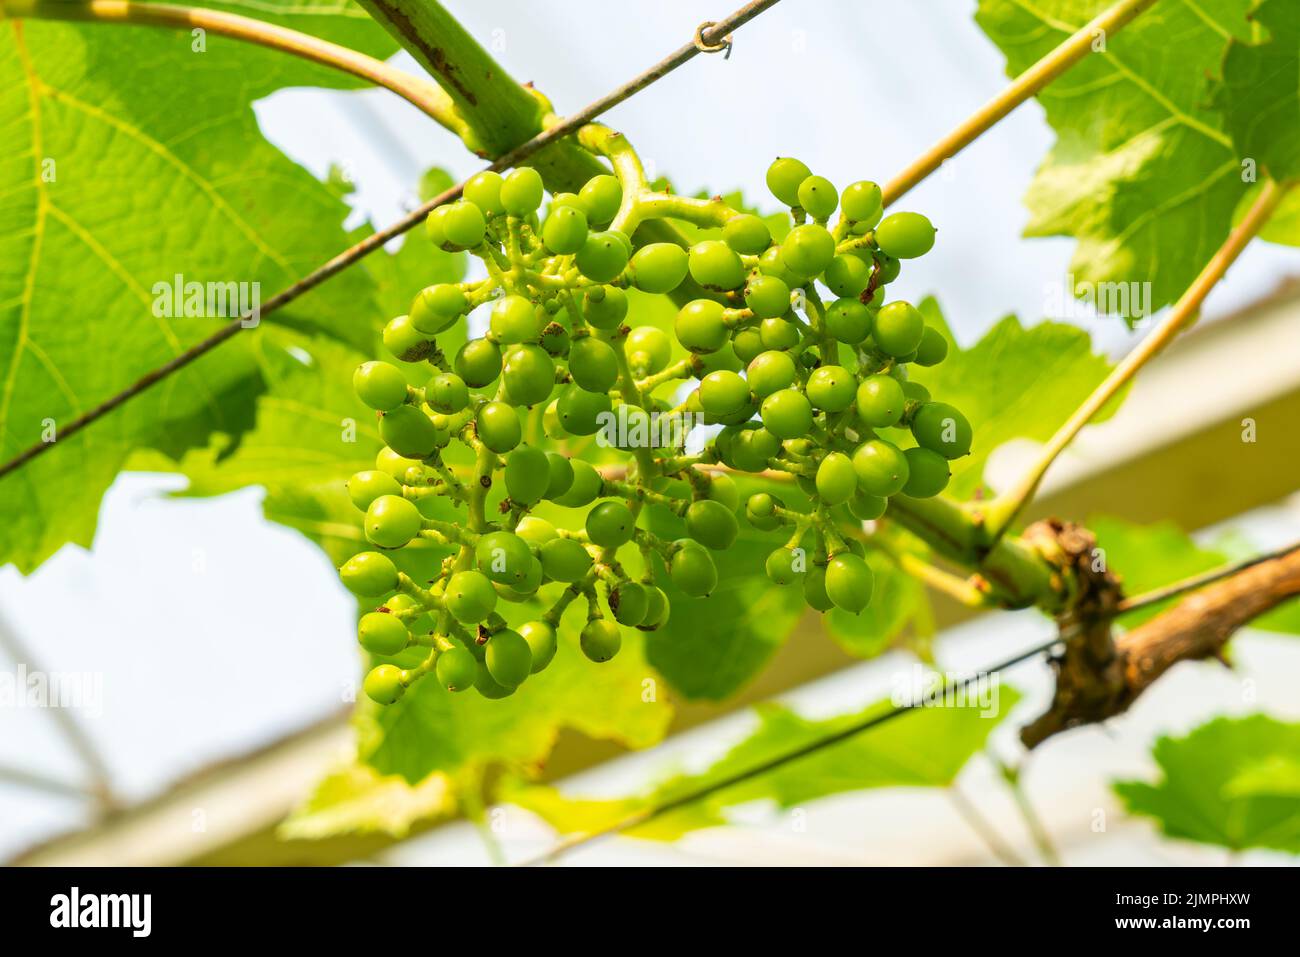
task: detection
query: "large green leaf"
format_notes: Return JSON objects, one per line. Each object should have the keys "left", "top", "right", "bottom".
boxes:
{"left": 975, "top": 0, "right": 1253, "bottom": 318}
{"left": 1115, "top": 714, "right": 1300, "bottom": 853}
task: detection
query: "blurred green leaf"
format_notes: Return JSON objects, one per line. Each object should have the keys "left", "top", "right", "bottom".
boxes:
{"left": 278, "top": 763, "right": 456, "bottom": 841}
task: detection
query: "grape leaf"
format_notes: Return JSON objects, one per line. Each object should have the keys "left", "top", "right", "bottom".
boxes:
{"left": 0, "top": 3, "right": 399, "bottom": 572}
{"left": 975, "top": 0, "right": 1254, "bottom": 318}
{"left": 908, "top": 297, "right": 1120, "bottom": 498}
{"left": 1114, "top": 714, "right": 1300, "bottom": 853}
{"left": 278, "top": 763, "right": 456, "bottom": 841}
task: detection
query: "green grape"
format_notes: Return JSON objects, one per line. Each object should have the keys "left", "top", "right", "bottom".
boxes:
{"left": 441, "top": 200, "right": 486, "bottom": 248}
{"left": 638, "top": 585, "right": 670, "bottom": 630}
{"left": 758, "top": 245, "right": 801, "bottom": 287}
{"left": 425, "top": 205, "right": 451, "bottom": 248}
{"left": 874, "top": 211, "right": 936, "bottom": 259}
{"left": 723, "top": 213, "right": 771, "bottom": 255}
{"left": 803, "top": 565, "right": 833, "bottom": 612}
{"left": 490, "top": 294, "right": 539, "bottom": 344}
{"left": 806, "top": 365, "right": 855, "bottom": 412}
{"left": 473, "top": 660, "right": 515, "bottom": 699}
{"left": 766, "top": 156, "right": 812, "bottom": 207}
{"left": 815, "top": 451, "right": 857, "bottom": 505}
{"left": 674, "top": 299, "right": 729, "bottom": 354}
{"left": 586, "top": 500, "right": 635, "bottom": 548}
{"left": 435, "top": 646, "right": 478, "bottom": 692}
{"left": 745, "top": 351, "right": 794, "bottom": 398}
{"left": 670, "top": 541, "right": 717, "bottom": 596}
{"left": 365, "top": 494, "right": 422, "bottom": 548}
{"left": 504, "top": 445, "right": 550, "bottom": 504}
{"left": 744, "top": 274, "right": 791, "bottom": 319}
{"left": 358, "top": 612, "right": 409, "bottom": 656}
{"left": 409, "top": 283, "right": 467, "bottom": 335}
{"left": 578, "top": 174, "right": 622, "bottom": 226}
{"left": 780, "top": 224, "right": 835, "bottom": 277}
{"left": 477, "top": 401, "right": 522, "bottom": 453}
{"left": 545, "top": 452, "right": 575, "bottom": 500}
{"left": 901, "top": 381, "right": 931, "bottom": 404}
{"left": 821, "top": 254, "right": 871, "bottom": 298}
{"left": 625, "top": 326, "right": 672, "bottom": 374}
{"left": 555, "top": 383, "right": 612, "bottom": 436}
{"left": 611, "top": 581, "right": 649, "bottom": 626}
{"left": 464, "top": 171, "right": 505, "bottom": 216}
{"left": 364, "top": 664, "right": 405, "bottom": 705}
{"left": 766, "top": 546, "right": 802, "bottom": 585}
{"left": 551, "top": 461, "right": 600, "bottom": 510}
{"left": 539, "top": 536, "right": 592, "bottom": 582}
{"left": 824, "top": 297, "right": 872, "bottom": 343}
{"left": 541, "top": 204, "right": 589, "bottom": 254}
{"left": 797, "top": 175, "right": 838, "bottom": 219}
{"left": 454, "top": 338, "right": 502, "bottom": 388}
{"left": 736, "top": 424, "right": 781, "bottom": 469}
{"left": 706, "top": 471, "right": 740, "bottom": 510}
{"left": 847, "top": 490, "right": 888, "bottom": 521}
{"left": 580, "top": 618, "right": 622, "bottom": 663}
{"left": 825, "top": 553, "right": 874, "bottom": 613}
{"left": 347, "top": 470, "right": 402, "bottom": 511}
{"left": 582, "top": 285, "right": 628, "bottom": 329}
{"left": 911, "top": 402, "right": 972, "bottom": 459}
{"left": 732, "top": 328, "right": 765, "bottom": 363}
{"left": 375, "top": 447, "right": 421, "bottom": 481}
{"left": 340, "top": 551, "right": 398, "bottom": 596}
{"left": 444, "top": 570, "right": 497, "bottom": 623}
{"left": 576, "top": 231, "right": 630, "bottom": 282}
{"left": 426, "top": 372, "right": 469, "bottom": 414}
{"left": 685, "top": 499, "right": 738, "bottom": 550}
{"left": 515, "top": 515, "right": 557, "bottom": 547}
{"left": 901, "top": 447, "right": 951, "bottom": 498}
{"left": 913, "top": 326, "right": 948, "bottom": 367}
{"left": 688, "top": 240, "right": 746, "bottom": 291}
{"left": 760, "top": 388, "right": 813, "bottom": 439}
{"left": 501, "top": 344, "right": 555, "bottom": 406}
{"left": 354, "top": 361, "right": 408, "bottom": 411}
{"left": 841, "top": 180, "right": 883, "bottom": 224}
{"left": 500, "top": 167, "right": 544, "bottom": 216}
{"left": 568, "top": 336, "right": 619, "bottom": 393}
{"left": 698, "top": 370, "right": 750, "bottom": 417}
{"left": 852, "top": 439, "right": 910, "bottom": 497}
{"left": 485, "top": 629, "right": 532, "bottom": 688}
{"left": 759, "top": 315, "right": 802, "bottom": 351}
{"left": 519, "top": 620, "right": 558, "bottom": 673}
{"left": 873, "top": 301, "right": 925, "bottom": 357}
{"left": 540, "top": 320, "right": 570, "bottom": 357}
{"left": 855, "top": 374, "right": 905, "bottom": 428}
{"left": 629, "top": 243, "right": 689, "bottom": 294}
{"left": 475, "top": 530, "right": 533, "bottom": 586}
{"left": 380, "top": 405, "right": 442, "bottom": 458}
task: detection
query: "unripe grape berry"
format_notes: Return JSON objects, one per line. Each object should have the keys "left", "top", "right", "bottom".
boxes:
{"left": 760, "top": 388, "right": 813, "bottom": 439}
{"left": 629, "top": 243, "right": 689, "bottom": 294}
{"left": 901, "top": 446, "right": 951, "bottom": 498}
{"left": 502, "top": 344, "right": 555, "bottom": 406}
{"left": 500, "top": 167, "right": 544, "bottom": 216}
{"left": 780, "top": 224, "right": 835, "bottom": 277}
{"left": 848, "top": 490, "right": 889, "bottom": 521}
{"left": 347, "top": 470, "right": 402, "bottom": 511}
{"left": 822, "top": 254, "right": 871, "bottom": 298}
{"left": 375, "top": 447, "right": 421, "bottom": 482}
{"left": 806, "top": 365, "right": 855, "bottom": 412}
{"left": 409, "top": 283, "right": 467, "bottom": 335}
{"left": 485, "top": 629, "right": 532, "bottom": 688}
{"left": 540, "top": 536, "right": 593, "bottom": 582}
{"left": 852, "top": 439, "right": 910, "bottom": 497}
{"left": 732, "top": 328, "right": 764, "bottom": 363}
{"left": 815, "top": 451, "right": 858, "bottom": 505}
{"left": 730, "top": 425, "right": 780, "bottom": 472}
{"left": 498, "top": 555, "right": 543, "bottom": 599}
{"left": 611, "top": 581, "right": 649, "bottom": 626}
{"left": 475, "top": 530, "right": 533, "bottom": 586}
{"left": 365, "top": 494, "right": 422, "bottom": 548}
{"left": 803, "top": 565, "right": 833, "bottom": 612}
{"left": 638, "top": 585, "right": 670, "bottom": 631}
{"left": 706, "top": 471, "right": 740, "bottom": 511}
{"left": 825, "top": 553, "right": 874, "bottom": 613}
{"left": 767, "top": 156, "right": 812, "bottom": 207}
{"left": 586, "top": 500, "right": 635, "bottom": 548}
{"left": 435, "top": 645, "right": 478, "bottom": 692}
{"left": 441, "top": 200, "right": 486, "bottom": 248}
{"left": 358, "top": 612, "right": 409, "bottom": 656}
{"left": 454, "top": 338, "right": 502, "bottom": 388}
{"left": 685, "top": 499, "right": 739, "bottom": 550}
{"left": 744, "top": 274, "right": 791, "bottom": 319}
{"left": 578, "top": 174, "right": 622, "bottom": 226}
{"left": 824, "top": 297, "right": 872, "bottom": 344}
{"left": 670, "top": 542, "right": 717, "bottom": 596}
{"left": 541, "top": 204, "right": 589, "bottom": 254}
{"left": 580, "top": 618, "right": 622, "bottom": 663}
{"left": 555, "top": 384, "right": 611, "bottom": 436}
{"left": 464, "top": 171, "right": 505, "bottom": 216}
{"left": 568, "top": 336, "right": 619, "bottom": 393}
{"left": 516, "top": 621, "right": 556, "bottom": 674}
{"left": 747, "top": 350, "right": 797, "bottom": 398}
{"left": 545, "top": 452, "right": 575, "bottom": 500}
{"left": 723, "top": 213, "right": 772, "bottom": 255}
{"left": 841, "top": 181, "right": 883, "bottom": 224}
{"left": 515, "top": 515, "right": 557, "bottom": 547}
{"left": 380, "top": 405, "right": 442, "bottom": 458}
{"left": 688, "top": 240, "right": 746, "bottom": 291}
{"left": 625, "top": 326, "right": 672, "bottom": 374}
{"left": 424, "top": 205, "right": 451, "bottom": 247}
{"left": 856, "top": 374, "right": 906, "bottom": 428}
{"left": 364, "top": 664, "right": 405, "bottom": 704}
{"left": 340, "top": 551, "right": 398, "bottom": 596}
{"left": 582, "top": 285, "right": 628, "bottom": 329}
{"left": 766, "top": 546, "right": 802, "bottom": 585}
{"left": 474, "top": 660, "right": 514, "bottom": 699}
{"left": 873, "top": 301, "right": 926, "bottom": 357}
{"left": 444, "top": 570, "right": 497, "bottom": 623}
{"left": 540, "top": 322, "right": 570, "bottom": 357}
{"left": 698, "top": 370, "right": 750, "bottom": 417}
{"left": 576, "top": 231, "right": 629, "bottom": 282}
{"left": 797, "top": 175, "right": 838, "bottom": 219}
{"left": 354, "top": 361, "right": 408, "bottom": 411}
{"left": 911, "top": 401, "right": 972, "bottom": 459}
{"left": 901, "top": 381, "right": 931, "bottom": 404}
{"left": 874, "top": 212, "right": 936, "bottom": 259}
{"left": 490, "top": 294, "right": 539, "bottom": 344}
{"left": 675, "top": 299, "right": 729, "bottom": 354}
{"left": 758, "top": 245, "right": 801, "bottom": 287}
{"left": 504, "top": 445, "right": 550, "bottom": 504}
{"left": 759, "top": 315, "right": 802, "bottom": 351}
{"left": 426, "top": 372, "right": 469, "bottom": 414}
{"left": 476, "top": 401, "right": 522, "bottom": 452}
{"left": 913, "top": 326, "right": 949, "bottom": 366}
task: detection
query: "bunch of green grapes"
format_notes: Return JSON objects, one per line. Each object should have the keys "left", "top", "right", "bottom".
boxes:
{"left": 341, "top": 147, "right": 970, "bottom": 706}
